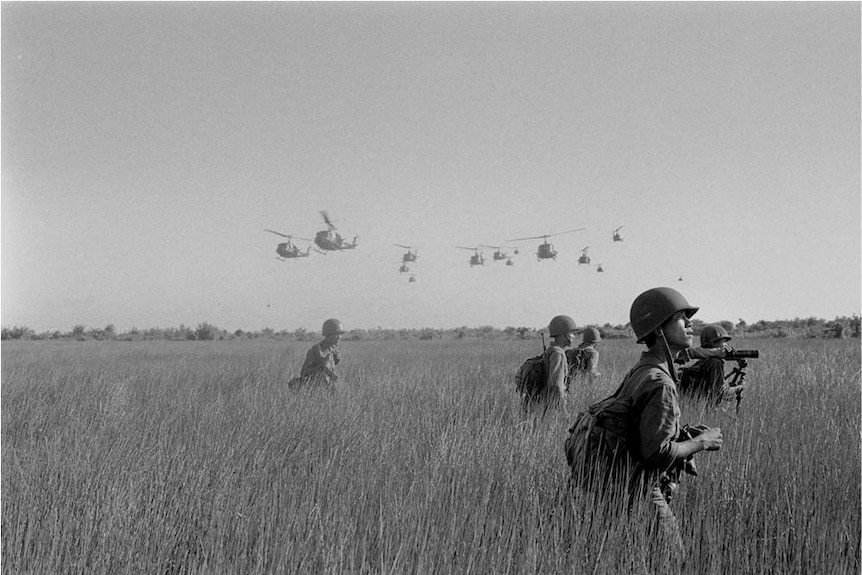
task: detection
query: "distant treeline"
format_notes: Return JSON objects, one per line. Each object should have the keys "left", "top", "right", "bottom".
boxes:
{"left": 2, "top": 315, "right": 860, "bottom": 342}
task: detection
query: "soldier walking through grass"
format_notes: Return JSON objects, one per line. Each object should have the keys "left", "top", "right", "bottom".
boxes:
{"left": 567, "top": 326, "right": 602, "bottom": 380}
{"left": 519, "top": 315, "right": 577, "bottom": 413}
{"left": 289, "top": 318, "right": 344, "bottom": 388}
{"left": 565, "top": 287, "right": 723, "bottom": 573}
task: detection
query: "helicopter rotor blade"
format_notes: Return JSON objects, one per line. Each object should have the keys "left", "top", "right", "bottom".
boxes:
{"left": 264, "top": 229, "right": 312, "bottom": 241}
{"left": 549, "top": 227, "right": 586, "bottom": 237}
{"left": 395, "top": 243, "right": 415, "bottom": 249}
{"left": 320, "top": 211, "right": 336, "bottom": 229}
{"left": 507, "top": 227, "right": 584, "bottom": 242}
{"left": 507, "top": 235, "right": 546, "bottom": 242}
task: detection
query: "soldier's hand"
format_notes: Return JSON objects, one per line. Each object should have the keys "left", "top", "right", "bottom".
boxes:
{"left": 696, "top": 427, "right": 723, "bottom": 451}
{"left": 690, "top": 424, "right": 708, "bottom": 434}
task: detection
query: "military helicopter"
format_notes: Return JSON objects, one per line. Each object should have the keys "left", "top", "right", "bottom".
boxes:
{"left": 508, "top": 228, "right": 585, "bottom": 261}
{"left": 480, "top": 244, "right": 518, "bottom": 263}
{"left": 456, "top": 246, "right": 485, "bottom": 267}
{"left": 578, "top": 246, "right": 591, "bottom": 265}
{"left": 314, "top": 211, "right": 358, "bottom": 253}
{"left": 612, "top": 226, "right": 624, "bottom": 242}
{"left": 396, "top": 244, "right": 419, "bottom": 263}
{"left": 264, "top": 229, "right": 313, "bottom": 260}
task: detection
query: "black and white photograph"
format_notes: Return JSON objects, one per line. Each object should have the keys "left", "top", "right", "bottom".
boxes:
{"left": 2, "top": 2, "right": 859, "bottom": 573}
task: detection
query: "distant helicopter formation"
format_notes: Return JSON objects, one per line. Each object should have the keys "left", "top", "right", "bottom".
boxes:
{"left": 265, "top": 211, "right": 358, "bottom": 260}
{"left": 262, "top": 213, "right": 689, "bottom": 283}
{"left": 480, "top": 245, "right": 518, "bottom": 266}
{"left": 395, "top": 244, "right": 420, "bottom": 281}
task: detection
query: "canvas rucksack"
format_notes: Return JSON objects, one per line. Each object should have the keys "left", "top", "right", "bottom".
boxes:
{"left": 566, "top": 348, "right": 588, "bottom": 374}
{"left": 515, "top": 352, "right": 547, "bottom": 399}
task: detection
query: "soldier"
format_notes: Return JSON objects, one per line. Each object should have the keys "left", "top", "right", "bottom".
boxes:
{"left": 679, "top": 324, "right": 745, "bottom": 406}
{"left": 524, "top": 315, "right": 577, "bottom": 412}
{"left": 567, "top": 326, "right": 601, "bottom": 379}
{"left": 565, "top": 287, "right": 723, "bottom": 573}
{"left": 290, "top": 318, "right": 344, "bottom": 388}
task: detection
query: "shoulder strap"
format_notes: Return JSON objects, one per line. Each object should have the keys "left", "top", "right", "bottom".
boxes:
{"left": 592, "top": 363, "right": 657, "bottom": 406}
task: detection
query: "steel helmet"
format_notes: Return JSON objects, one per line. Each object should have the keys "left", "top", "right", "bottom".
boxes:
{"left": 582, "top": 326, "right": 601, "bottom": 343}
{"left": 549, "top": 315, "right": 577, "bottom": 337}
{"left": 322, "top": 318, "right": 345, "bottom": 337}
{"left": 630, "top": 287, "right": 699, "bottom": 343}
{"left": 700, "top": 324, "right": 731, "bottom": 348}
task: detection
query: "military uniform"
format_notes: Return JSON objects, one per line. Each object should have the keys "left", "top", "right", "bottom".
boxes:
{"left": 567, "top": 347, "right": 686, "bottom": 571}
{"left": 568, "top": 344, "right": 600, "bottom": 378}
{"left": 544, "top": 345, "right": 569, "bottom": 403}
{"left": 299, "top": 342, "right": 340, "bottom": 385}
{"left": 567, "top": 287, "right": 722, "bottom": 575}
{"left": 290, "top": 318, "right": 344, "bottom": 388}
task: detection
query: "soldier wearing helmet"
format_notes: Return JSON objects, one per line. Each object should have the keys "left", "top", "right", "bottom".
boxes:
{"left": 530, "top": 315, "right": 578, "bottom": 411}
{"left": 565, "top": 287, "right": 723, "bottom": 573}
{"left": 679, "top": 324, "right": 745, "bottom": 406}
{"left": 292, "top": 318, "right": 345, "bottom": 388}
{"left": 567, "top": 326, "right": 602, "bottom": 379}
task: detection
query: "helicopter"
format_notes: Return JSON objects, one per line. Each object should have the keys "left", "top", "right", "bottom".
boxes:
{"left": 480, "top": 244, "right": 518, "bottom": 262}
{"left": 264, "top": 229, "right": 313, "bottom": 259}
{"left": 508, "top": 228, "right": 585, "bottom": 261}
{"left": 396, "top": 244, "right": 419, "bottom": 263}
{"left": 456, "top": 246, "right": 485, "bottom": 267}
{"left": 612, "top": 226, "right": 624, "bottom": 242}
{"left": 399, "top": 263, "right": 411, "bottom": 274}
{"left": 578, "top": 246, "right": 591, "bottom": 265}
{"left": 314, "top": 211, "right": 358, "bottom": 253}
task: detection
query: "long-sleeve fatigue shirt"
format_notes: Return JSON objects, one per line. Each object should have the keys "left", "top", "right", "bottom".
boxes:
{"left": 614, "top": 348, "right": 683, "bottom": 471}
{"left": 578, "top": 344, "right": 600, "bottom": 376}
{"left": 544, "top": 346, "right": 568, "bottom": 402}
{"left": 300, "top": 342, "right": 340, "bottom": 383}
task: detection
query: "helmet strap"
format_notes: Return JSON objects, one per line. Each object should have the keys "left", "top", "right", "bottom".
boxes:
{"left": 657, "top": 328, "right": 678, "bottom": 384}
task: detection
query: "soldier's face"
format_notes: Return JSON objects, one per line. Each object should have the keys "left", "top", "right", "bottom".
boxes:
{"left": 660, "top": 311, "right": 693, "bottom": 351}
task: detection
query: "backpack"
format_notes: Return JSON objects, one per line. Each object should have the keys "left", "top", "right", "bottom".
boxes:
{"left": 515, "top": 353, "right": 547, "bottom": 399}
{"left": 564, "top": 364, "right": 653, "bottom": 478}
{"left": 566, "top": 348, "right": 588, "bottom": 374}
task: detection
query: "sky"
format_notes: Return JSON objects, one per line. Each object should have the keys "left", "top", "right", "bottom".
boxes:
{"left": 2, "top": 2, "right": 860, "bottom": 334}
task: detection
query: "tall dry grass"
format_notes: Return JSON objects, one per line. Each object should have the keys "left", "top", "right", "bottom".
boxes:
{"left": 2, "top": 337, "right": 859, "bottom": 574}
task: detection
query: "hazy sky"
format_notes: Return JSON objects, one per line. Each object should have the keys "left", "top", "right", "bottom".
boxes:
{"left": 2, "top": 2, "right": 859, "bottom": 333}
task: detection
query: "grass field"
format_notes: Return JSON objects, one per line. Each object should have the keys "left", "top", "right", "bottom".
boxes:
{"left": 2, "top": 337, "right": 859, "bottom": 574}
